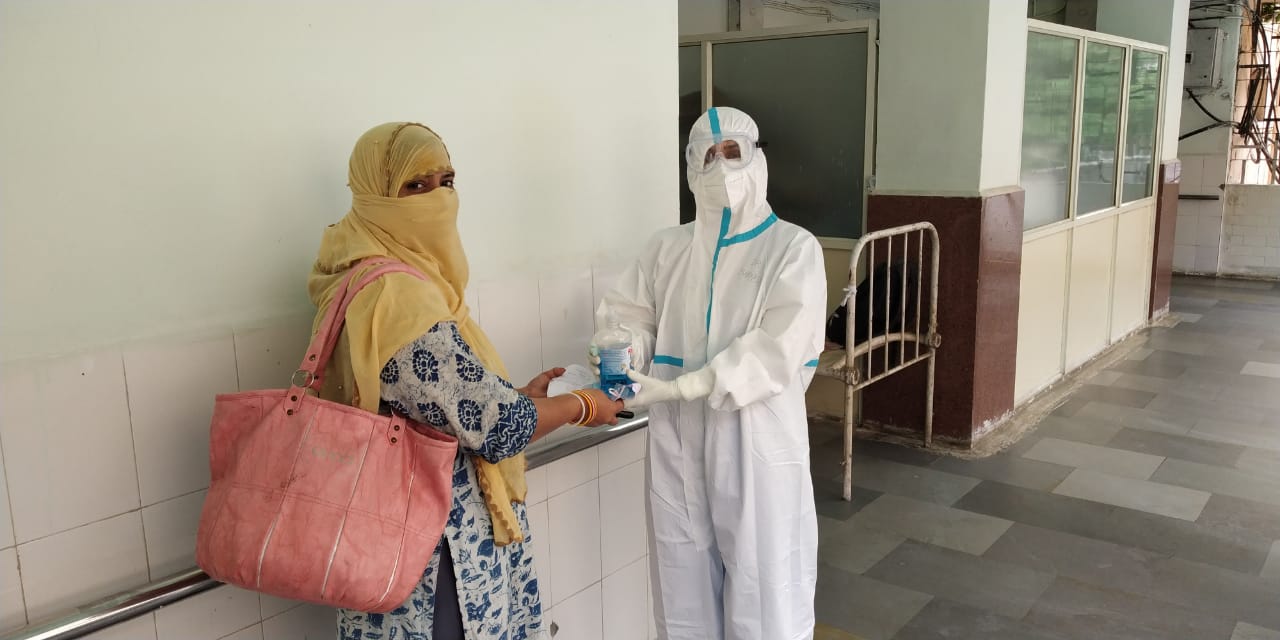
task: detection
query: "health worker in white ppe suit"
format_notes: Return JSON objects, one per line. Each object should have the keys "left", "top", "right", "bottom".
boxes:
{"left": 595, "top": 107, "right": 827, "bottom": 640}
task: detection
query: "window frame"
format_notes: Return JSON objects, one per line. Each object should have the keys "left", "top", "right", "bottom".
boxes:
{"left": 679, "top": 21, "right": 878, "bottom": 240}
{"left": 1024, "top": 20, "right": 1168, "bottom": 236}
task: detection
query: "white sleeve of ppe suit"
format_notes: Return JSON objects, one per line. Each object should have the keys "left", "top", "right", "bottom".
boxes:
{"left": 595, "top": 255, "right": 657, "bottom": 373}
{"left": 705, "top": 235, "right": 827, "bottom": 412}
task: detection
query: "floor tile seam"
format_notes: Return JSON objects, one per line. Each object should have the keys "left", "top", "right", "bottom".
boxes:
{"left": 953, "top": 481, "right": 1270, "bottom": 573}
{"left": 980, "top": 525, "right": 1280, "bottom": 617}
{"left": 1024, "top": 437, "right": 1169, "bottom": 477}
{"left": 1023, "top": 573, "right": 1252, "bottom": 627}
{"left": 1100, "top": 432, "right": 1249, "bottom": 468}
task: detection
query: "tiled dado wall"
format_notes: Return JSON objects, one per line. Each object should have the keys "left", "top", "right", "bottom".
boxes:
{"left": 1173, "top": 153, "right": 1229, "bottom": 274}
{"left": 0, "top": 264, "right": 655, "bottom": 639}
{"left": 1220, "top": 185, "right": 1280, "bottom": 278}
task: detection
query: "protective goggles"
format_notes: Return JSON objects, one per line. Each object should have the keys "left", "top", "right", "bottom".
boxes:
{"left": 685, "top": 134, "right": 763, "bottom": 173}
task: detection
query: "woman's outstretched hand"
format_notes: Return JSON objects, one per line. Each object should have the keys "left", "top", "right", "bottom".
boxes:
{"left": 519, "top": 367, "right": 566, "bottom": 398}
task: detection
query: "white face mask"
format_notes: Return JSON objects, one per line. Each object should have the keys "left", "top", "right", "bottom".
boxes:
{"left": 693, "top": 163, "right": 747, "bottom": 212}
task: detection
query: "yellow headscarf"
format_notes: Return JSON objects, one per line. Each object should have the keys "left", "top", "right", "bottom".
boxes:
{"left": 308, "top": 122, "right": 527, "bottom": 546}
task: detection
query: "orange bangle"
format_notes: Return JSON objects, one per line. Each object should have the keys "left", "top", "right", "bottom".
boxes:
{"left": 573, "top": 390, "right": 596, "bottom": 425}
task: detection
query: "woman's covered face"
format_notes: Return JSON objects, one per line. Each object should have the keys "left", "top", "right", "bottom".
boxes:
{"left": 397, "top": 170, "right": 456, "bottom": 197}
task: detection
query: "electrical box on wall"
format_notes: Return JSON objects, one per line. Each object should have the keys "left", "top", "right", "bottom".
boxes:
{"left": 1185, "top": 27, "right": 1226, "bottom": 91}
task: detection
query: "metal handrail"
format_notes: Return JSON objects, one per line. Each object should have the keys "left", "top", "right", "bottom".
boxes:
{"left": 0, "top": 414, "right": 649, "bottom": 640}
{"left": 1, "top": 570, "right": 218, "bottom": 640}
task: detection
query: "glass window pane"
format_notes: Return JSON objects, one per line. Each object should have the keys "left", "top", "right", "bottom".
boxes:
{"left": 1122, "top": 50, "right": 1162, "bottom": 203}
{"left": 1021, "top": 33, "right": 1079, "bottom": 230}
{"left": 679, "top": 45, "right": 702, "bottom": 223}
{"left": 711, "top": 33, "right": 867, "bottom": 238}
{"left": 1077, "top": 42, "right": 1125, "bottom": 216}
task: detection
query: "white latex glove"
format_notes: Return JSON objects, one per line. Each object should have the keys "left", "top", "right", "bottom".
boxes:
{"left": 587, "top": 344, "right": 601, "bottom": 376}
{"left": 625, "top": 366, "right": 714, "bottom": 410}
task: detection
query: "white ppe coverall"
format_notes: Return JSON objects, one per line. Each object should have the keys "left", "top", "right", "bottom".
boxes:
{"left": 597, "top": 107, "right": 827, "bottom": 640}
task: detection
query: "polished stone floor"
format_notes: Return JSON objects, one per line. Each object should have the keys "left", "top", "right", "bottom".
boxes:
{"left": 811, "top": 276, "right": 1280, "bottom": 640}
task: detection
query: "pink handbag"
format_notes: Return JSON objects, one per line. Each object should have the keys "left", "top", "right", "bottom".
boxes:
{"left": 196, "top": 258, "right": 458, "bottom": 613}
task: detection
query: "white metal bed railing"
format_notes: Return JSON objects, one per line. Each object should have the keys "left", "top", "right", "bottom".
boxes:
{"left": 815, "top": 222, "right": 941, "bottom": 501}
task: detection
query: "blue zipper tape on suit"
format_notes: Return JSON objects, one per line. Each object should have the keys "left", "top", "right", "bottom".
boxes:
{"left": 706, "top": 212, "right": 778, "bottom": 332}
{"left": 722, "top": 213, "right": 777, "bottom": 245}
{"left": 706, "top": 208, "right": 732, "bottom": 332}
{"left": 653, "top": 355, "right": 685, "bottom": 367}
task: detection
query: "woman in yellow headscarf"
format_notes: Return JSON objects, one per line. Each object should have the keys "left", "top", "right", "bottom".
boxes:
{"left": 311, "top": 122, "right": 624, "bottom": 640}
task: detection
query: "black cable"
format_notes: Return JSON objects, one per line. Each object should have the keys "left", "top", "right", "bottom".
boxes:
{"left": 1180, "top": 121, "right": 1236, "bottom": 140}
{"left": 1188, "top": 88, "right": 1231, "bottom": 123}
{"left": 1237, "top": 0, "right": 1279, "bottom": 179}
{"left": 1190, "top": 0, "right": 1280, "bottom": 181}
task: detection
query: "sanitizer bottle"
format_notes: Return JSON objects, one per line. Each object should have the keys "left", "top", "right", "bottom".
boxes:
{"left": 593, "top": 314, "right": 635, "bottom": 399}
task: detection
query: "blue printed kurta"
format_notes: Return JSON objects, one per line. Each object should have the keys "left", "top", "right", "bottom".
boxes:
{"left": 337, "top": 321, "right": 545, "bottom": 640}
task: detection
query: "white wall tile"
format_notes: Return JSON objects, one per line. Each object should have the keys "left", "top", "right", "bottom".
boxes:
{"left": 220, "top": 624, "right": 264, "bottom": 640}
{"left": 525, "top": 466, "right": 548, "bottom": 506}
{"left": 591, "top": 263, "right": 629, "bottom": 329}
{"left": 155, "top": 585, "right": 260, "bottom": 640}
{"left": 260, "top": 603, "right": 336, "bottom": 640}
{"left": 548, "top": 482, "right": 602, "bottom": 607}
{"left": 1173, "top": 215, "right": 1198, "bottom": 249}
{"left": 260, "top": 594, "right": 302, "bottom": 620}
{"left": 598, "top": 429, "right": 646, "bottom": 475}
{"left": 546, "top": 448, "right": 598, "bottom": 497}
{"left": 1180, "top": 156, "right": 1205, "bottom": 193}
{"left": 125, "top": 336, "right": 238, "bottom": 506}
{"left": 1195, "top": 246, "right": 1221, "bottom": 273}
{"left": 18, "top": 512, "right": 147, "bottom": 622}
{"left": 526, "top": 501, "right": 553, "bottom": 607}
{"left": 232, "top": 315, "right": 314, "bottom": 393}
{"left": 1177, "top": 200, "right": 1208, "bottom": 221}
{"left": 538, "top": 268, "right": 596, "bottom": 371}
{"left": 1173, "top": 244, "right": 1196, "bottom": 272}
{"left": 0, "top": 437, "right": 13, "bottom": 549}
{"left": 1176, "top": 212, "right": 1195, "bottom": 231}
{"left": 1196, "top": 215, "right": 1224, "bottom": 248}
{"left": 82, "top": 613, "right": 157, "bottom": 640}
{"left": 141, "top": 490, "right": 206, "bottom": 580}
{"left": 602, "top": 557, "right": 648, "bottom": 640}
{"left": 600, "top": 461, "right": 647, "bottom": 577}
{"left": 476, "top": 276, "right": 544, "bottom": 387}
{"left": 0, "top": 548, "right": 24, "bottom": 633}
{"left": 1, "top": 351, "right": 140, "bottom": 543}
{"left": 547, "top": 582, "right": 601, "bottom": 640}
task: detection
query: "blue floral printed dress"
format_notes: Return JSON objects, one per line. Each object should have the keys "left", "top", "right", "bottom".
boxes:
{"left": 337, "top": 321, "right": 545, "bottom": 640}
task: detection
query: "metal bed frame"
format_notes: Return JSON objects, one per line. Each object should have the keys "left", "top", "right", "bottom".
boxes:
{"left": 815, "top": 222, "right": 941, "bottom": 501}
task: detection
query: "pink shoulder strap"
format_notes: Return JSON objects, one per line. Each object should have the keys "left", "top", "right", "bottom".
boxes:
{"left": 290, "top": 258, "right": 427, "bottom": 394}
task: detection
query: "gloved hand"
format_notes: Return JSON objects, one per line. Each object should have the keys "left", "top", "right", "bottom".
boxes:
{"left": 587, "top": 344, "right": 601, "bottom": 376}
{"left": 624, "top": 366, "right": 714, "bottom": 410}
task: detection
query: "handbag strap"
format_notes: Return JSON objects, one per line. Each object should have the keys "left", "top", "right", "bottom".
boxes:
{"left": 288, "top": 258, "right": 426, "bottom": 399}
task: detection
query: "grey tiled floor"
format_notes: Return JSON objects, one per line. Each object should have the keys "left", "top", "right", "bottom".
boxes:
{"left": 812, "top": 276, "right": 1280, "bottom": 640}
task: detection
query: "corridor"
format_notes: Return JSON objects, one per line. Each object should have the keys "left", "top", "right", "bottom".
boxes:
{"left": 811, "top": 276, "right": 1280, "bottom": 640}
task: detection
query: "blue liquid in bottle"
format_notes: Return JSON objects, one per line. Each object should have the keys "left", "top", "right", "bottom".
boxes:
{"left": 593, "top": 315, "right": 634, "bottom": 399}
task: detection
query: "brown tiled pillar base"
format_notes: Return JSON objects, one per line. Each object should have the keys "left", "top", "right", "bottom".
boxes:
{"left": 862, "top": 188, "right": 1024, "bottom": 445}
{"left": 1150, "top": 160, "right": 1181, "bottom": 319}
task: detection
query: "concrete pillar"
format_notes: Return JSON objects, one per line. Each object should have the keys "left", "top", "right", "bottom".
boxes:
{"left": 864, "top": 0, "right": 1029, "bottom": 446}
{"left": 875, "top": 0, "right": 1027, "bottom": 195}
